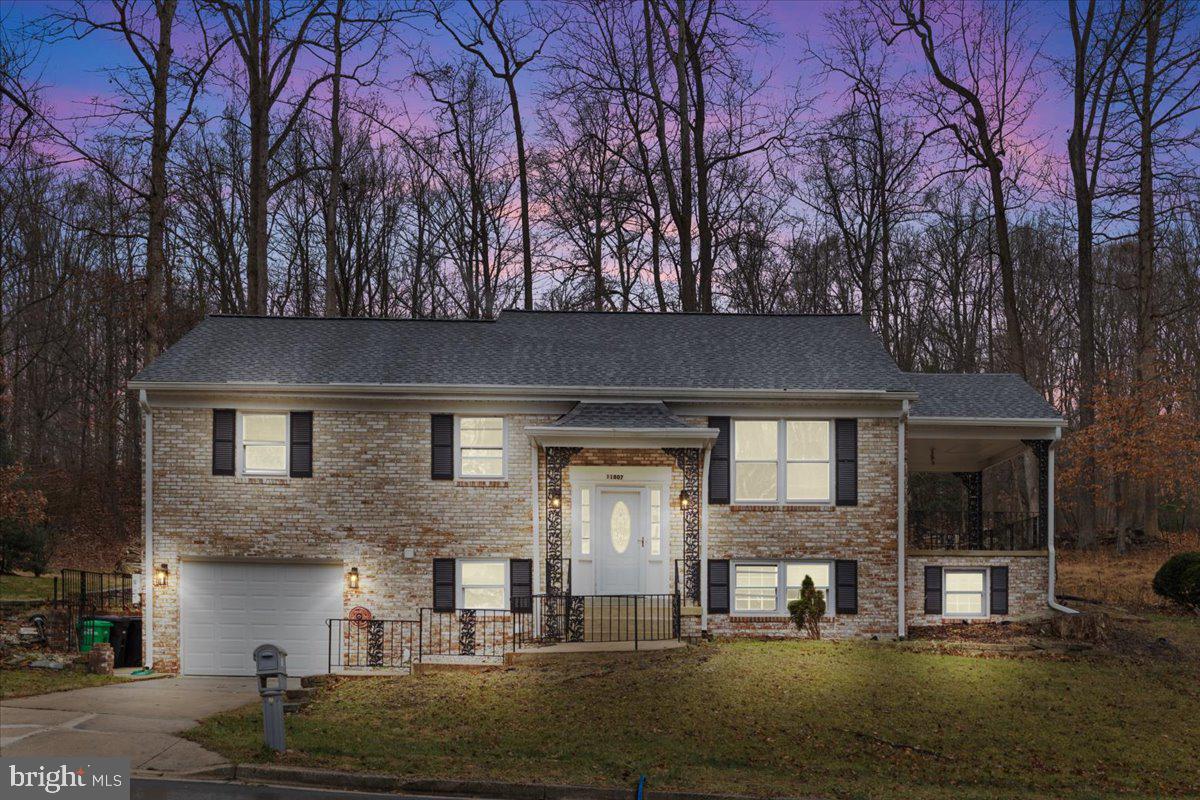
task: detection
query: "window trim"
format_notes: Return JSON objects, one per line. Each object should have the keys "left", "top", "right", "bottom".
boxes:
{"left": 456, "top": 558, "right": 510, "bottom": 610}
{"left": 732, "top": 419, "right": 834, "bottom": 505}
{"left": 454, "top": 416, "right": 507, "bottom": 480}
{"left": 731, "top": 559, "right": 836, "bottom": 617}
{"left": 237, "top": 411, "right": 290, "bottom": 477}
{"left": 943, "top": 568, "right": 989, "bottom": 618}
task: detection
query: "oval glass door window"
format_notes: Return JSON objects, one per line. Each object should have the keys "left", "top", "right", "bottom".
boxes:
{"left": 610, "top": 500, "right": 632, "bottom": 553}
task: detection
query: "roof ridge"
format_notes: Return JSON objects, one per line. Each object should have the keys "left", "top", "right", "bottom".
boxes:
{"left": 207, "top": 314, "right": 495, "bottom": 323}
{"left": 500, "top": 310, "right": 862, "bottom": 318}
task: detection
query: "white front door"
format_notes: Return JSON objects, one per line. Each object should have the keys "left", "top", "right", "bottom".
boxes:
{"left": 596, "top": 489, "right": 643, "bottom": 594}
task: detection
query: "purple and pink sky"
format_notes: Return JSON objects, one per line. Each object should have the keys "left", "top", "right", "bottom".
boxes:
{"left": 2, "top": 1, "right": 1104, "bottom": 169}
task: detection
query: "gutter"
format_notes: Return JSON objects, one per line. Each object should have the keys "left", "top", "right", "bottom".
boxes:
{"left": 130, "top": 379, "right": 918, "bottom": 405}
{"left": 1046, "top": 433, "right": 1078, "bottom": 615}
{"left": 138, "top": 390, "right": 154, "bottom": 669}
{"left": 907, "top": 416, "right": 1067, "bottom": 428}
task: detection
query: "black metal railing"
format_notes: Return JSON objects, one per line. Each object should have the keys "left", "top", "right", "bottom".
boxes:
{"left": 327, "top": 618, "right": 419, "bottom": 671}
{"left": 909, "top": 512, "right": 1043, "bottom": 551}
{"left": 529, "top": 593, "right": 681, "bottom": 649}
{"left": 418, "top": 608, "right": 531, "bottom": 659}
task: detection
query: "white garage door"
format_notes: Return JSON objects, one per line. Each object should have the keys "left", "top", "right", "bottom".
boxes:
{"left": 180, "top": 561, "right": 343, "bottom": 676}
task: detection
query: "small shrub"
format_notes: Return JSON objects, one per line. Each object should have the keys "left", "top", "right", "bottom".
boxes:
{"left": 1152, "top": 552, "right": 1200, "bottom": 610}
{"left": 787, "top": 575, "right": 826, "bottom": 639}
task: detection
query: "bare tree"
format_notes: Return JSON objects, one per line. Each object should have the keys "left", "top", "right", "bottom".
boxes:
{"left": 1062, "top": 0, "right": 1142, "bottom": 548}
{"left": 425, "top": 0, "right": 556, "bottom": 312}
{"left": 871, "top": 0, "right": 1042, "bottom": 378}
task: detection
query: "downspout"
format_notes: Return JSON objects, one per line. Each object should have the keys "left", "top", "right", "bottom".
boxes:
{"left": 139, "top": 390, "right": 154, "bottom": 669}
{"left": 1046, "top": 431, "right": 1077, "bottom": 614}
{"left": 897, "top": 400, "right": 908, "bottom": 639}
{"left": 700, "top": 445, "right": 712, "bottom": 633}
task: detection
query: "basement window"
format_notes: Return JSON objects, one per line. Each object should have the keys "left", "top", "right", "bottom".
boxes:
{"left": 458, "top": 559, "right": 508, "bottom": 610}
{"left": 944, "top": 569, "right": 987, "bottom": 617}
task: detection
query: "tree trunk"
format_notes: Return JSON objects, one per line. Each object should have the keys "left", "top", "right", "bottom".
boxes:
{"left": 246, "top": 0, "right": 270, "bottom": 315}
{"left": 506, "top": 76, "right": 534, "bottom": 311}
{"left": 145, "top": 0, "right": 176, "bottom": 360}
{"left": 324, "top": 0, "right": 344, "bottom": 317}
{"left": 673, "top": 0, "right": 695, "bottom": 311}
{"left": 1135, "top": 0, "right": 1160, "bottom": 537}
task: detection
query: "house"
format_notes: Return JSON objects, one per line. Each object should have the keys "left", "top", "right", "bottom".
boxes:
{"left": 128, "top": 311, "right": 1066, "bottom": 676}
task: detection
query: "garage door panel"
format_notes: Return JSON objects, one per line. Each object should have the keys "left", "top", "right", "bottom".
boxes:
{"left": 180, "top": 561, "right": 343, "bottom": 676}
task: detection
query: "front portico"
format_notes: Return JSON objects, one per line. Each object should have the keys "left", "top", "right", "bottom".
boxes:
{"left": 527, "top": 402, "right": 717, "bottom": 642}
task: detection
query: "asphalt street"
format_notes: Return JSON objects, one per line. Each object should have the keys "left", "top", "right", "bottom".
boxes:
{"left": 132, "top": 779, "right": 501, "bottom": 800}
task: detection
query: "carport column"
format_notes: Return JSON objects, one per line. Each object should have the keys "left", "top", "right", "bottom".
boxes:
{"left": 954, "top": 471, "right": 983, "bottom": 546}
{"left": 139, "top": 390, "right": 154, "bottom": 670}
{"left": 1023, "top": 439, "right": 1051, "bottom": 548}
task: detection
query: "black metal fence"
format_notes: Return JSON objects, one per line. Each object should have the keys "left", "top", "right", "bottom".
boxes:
{"left": 56, "top": 569, "right": 137, "bottom": 649}
{"left": 327, "top": 618, "right": 419, "bottom": 671}
{"left": 419, "top": 608, "right": 531, "bottom": 659}
{"left": 909, "top": 512, "right": 1043, "bottom": 551}
{"left": 530, "top": 593, "right": 681, "bottom": 649}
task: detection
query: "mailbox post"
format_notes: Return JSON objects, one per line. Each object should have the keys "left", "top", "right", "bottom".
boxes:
{"left": 253, "top": 643, "right": 287, "bottom": 752}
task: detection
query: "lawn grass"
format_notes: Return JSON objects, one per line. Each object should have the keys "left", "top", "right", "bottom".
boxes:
{"left": 187, "top": 626, "right": 1200, "bottom": 800}
{"left": 0, "top": 667, "right": 126, "bottom": 700}
{"left": 0, "top": 573, "right": 55, "bottom": 601}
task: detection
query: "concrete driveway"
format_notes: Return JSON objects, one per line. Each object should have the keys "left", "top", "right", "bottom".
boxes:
{"left": 0, "top": 676, "right": 258, "bottom": 774}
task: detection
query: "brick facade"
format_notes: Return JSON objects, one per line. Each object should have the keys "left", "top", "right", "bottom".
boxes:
{"left": 147, "top": 405, "right": 1051, "bottom": 671}
{"left": 905, "top": 553, "right": 1050, "bottom": 627}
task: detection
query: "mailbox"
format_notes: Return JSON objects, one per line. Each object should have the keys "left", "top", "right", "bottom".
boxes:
{"left": 253, "top": 643, "right": 286, "bottom": 675}
{"left": 252, "top": 643, "right": 287, "bottom": 752}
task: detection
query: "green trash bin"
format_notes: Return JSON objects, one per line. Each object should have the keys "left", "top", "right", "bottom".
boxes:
{"left": 79, "top": 619, "right": 113, "bottom": 653}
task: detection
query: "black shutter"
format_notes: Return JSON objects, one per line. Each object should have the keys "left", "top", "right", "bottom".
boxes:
{"left": 432, "top": 558, "right": 456, "bottom": 611}
{"left": 290, "top": 411, "right": 313, "bottom": 478}
{"left": 212, "top": 409, "right": 235, "bottom": 475}
{"left": 431, "top": 414, "right": 454, "bottom": 480}
{"left": 510, "top": 559, "right": 533, "bottom": 613}
{"left": 707, "top": 559, "right": 730, "bottom": 613}
{"left": 924, "top": 566, "right": 943, "bottom": 614}
{"left": 835, "top": 419, "right": 858, "bottom": 506}
{"left": 835, "top": 560, "right": 858, "bottom": 614}
{"left": 708, "top": 417, "right": 730, "bottom": 504}
{"left": 990, "top": 566, "right": 1009, "bottom": 615}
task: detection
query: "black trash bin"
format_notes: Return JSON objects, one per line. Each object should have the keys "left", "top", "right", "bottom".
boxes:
{"left": 91, "top": 615, "right": 143, "bottom": 668}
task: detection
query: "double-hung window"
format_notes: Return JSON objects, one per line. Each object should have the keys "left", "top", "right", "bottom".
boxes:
{"left": 457, "top": 417, "right": 505, "bottom": 478}
{"left": 240, "top": 413, "right": 288, "bottom": 476}
{"left": 458, "top": 560, "right": 507, "bottom": 610}
{"left": 944, "top": 569, "right": 987, "bottom": 617}
{"left": 733, "top": 420, "right": 831, "bottom": 503}
{"left": 734, "top": 560, "right": 834, "bottom": 615}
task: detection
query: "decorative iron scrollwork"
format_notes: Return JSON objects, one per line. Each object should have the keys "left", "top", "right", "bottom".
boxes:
{"left": 458, "top": 609, "right": 477, "bottom": 656}
{"left": 544, "top": 446, "right": 581, "bottom": 596}
{"left": 366, "top": 620, "right": 384, "bottom": 666}
{"left": 663, "top": 447, "right": 701, "bottom": 603}
{"left": 566, "top": 595, "right": 585, "bottom": 642}
{"left": 954, "top": 471, "right": 983, "bottom": 546}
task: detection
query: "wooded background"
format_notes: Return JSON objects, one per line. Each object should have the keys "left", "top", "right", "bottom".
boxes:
{"left": 1, "top": 0, "right": 1198, "bottom": 570}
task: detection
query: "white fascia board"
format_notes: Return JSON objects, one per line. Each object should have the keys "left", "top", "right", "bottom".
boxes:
{"left": 128, "top": 379, "right": 918, "bottom": 404}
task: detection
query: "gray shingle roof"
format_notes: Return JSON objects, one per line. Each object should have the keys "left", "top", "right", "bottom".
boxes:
{"left": 550, "top": 402, "right": 692, "bottom": 429}
{"left": 906, "top": 373, "right": 1061, "bottom": 421}
{"left": 132, "top": 311, "right": 915, "bottom": 393}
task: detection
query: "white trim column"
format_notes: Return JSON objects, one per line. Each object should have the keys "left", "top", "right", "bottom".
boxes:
{"left": 139, "top": 390, "right": 154, "bottom": 670}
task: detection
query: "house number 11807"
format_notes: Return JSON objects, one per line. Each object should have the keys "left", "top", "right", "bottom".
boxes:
{"left": 605, "top": 473, "right": 624, "bottom": 481}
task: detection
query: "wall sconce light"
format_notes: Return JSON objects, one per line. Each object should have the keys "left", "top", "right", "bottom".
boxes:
{"left": 680, "top": 489, "right": 691, "bottom": 509}
{"left": 348, "top": 567, "right": 360, "bottom": 590}
{"left": 550, "top": 491, "right": 562, "bottom": 509}
{"left": 153, "top": 563, "right": 169, "bottom": 587}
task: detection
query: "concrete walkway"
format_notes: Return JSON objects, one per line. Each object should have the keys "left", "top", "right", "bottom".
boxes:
{"left": 0, "top": 676, "right": 258, "bottom": 774}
